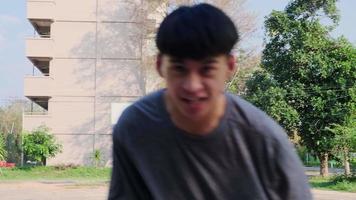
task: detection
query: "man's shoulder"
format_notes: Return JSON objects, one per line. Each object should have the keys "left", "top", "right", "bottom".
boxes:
{"left": 226, "top": 93, "right": 288, "bottom": 143}
{"left": 113, "top": 90, "right": 166, "bottom": 138}
{"left": 123, "top": 89, "right": 164, "bottom": 115}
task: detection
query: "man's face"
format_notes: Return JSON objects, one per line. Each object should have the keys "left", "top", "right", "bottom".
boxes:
{"left": 157, "top": 54, "right": 236, "bottom": 121}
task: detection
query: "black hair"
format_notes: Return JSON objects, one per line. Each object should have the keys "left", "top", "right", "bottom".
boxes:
{"left": 156, "top": 3, "right": 239, "bottom": 59}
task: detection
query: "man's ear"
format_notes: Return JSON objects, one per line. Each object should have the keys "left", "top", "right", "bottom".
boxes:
{"left": 156, "top": 54, "right": 164, "bottom": 77}
{"left": 227, "top": 55, "right": 237, "bottom": 78}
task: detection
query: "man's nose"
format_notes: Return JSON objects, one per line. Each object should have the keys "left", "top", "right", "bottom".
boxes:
{"left": 182, "top": 73, "right": 204, "bottom": 93}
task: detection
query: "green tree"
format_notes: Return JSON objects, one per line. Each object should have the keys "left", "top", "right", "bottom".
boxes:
{"left": 245, "top": 70, "right": 301, "bottom": 141}
{"left": 326, "top": 111, "right": 356, "bottom": 176}
{"left": 0, "top": 133, "right": 7, "bottom": 161}
{"left": 23, "top": 126, "right": 62, "bottom": 166}
{"left": 245, "top": 0, "right": 356, "bottom": 176}
{"left": 0, "top": 100, "right": 24, "bottom": 164}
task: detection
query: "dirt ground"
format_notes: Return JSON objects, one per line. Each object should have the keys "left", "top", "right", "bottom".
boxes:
{"left": 0, "top": 181, "right": 355, "bottom": 200}
{"left": 0, "top": 181, "right": 108, "bottom": 200}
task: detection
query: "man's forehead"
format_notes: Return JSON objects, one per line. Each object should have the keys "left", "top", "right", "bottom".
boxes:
{"left": 163, "top": 55, "right": 222, "bottom": 64}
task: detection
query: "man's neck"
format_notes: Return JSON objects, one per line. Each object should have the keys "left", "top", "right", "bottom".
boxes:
{"left": 165, "top": 93, "right": 226, "bottom": 135}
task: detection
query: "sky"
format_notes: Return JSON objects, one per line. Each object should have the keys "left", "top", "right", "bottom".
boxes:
{"left": 0, "top": 0, "right": 33, "bottom": 102}
{"left": 0, "top": 0, "right": 355, "bottom": 101}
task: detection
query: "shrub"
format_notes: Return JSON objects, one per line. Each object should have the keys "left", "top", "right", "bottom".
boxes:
{"left": 91, "top": 149, "right": 102, "bottom": 168}
{"left": 23, "top": 126, "right": 62, "bottom": 166}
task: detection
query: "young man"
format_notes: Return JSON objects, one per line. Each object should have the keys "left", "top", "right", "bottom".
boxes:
{"left": 108, "top": 3, "right": 312, "bottom": 200}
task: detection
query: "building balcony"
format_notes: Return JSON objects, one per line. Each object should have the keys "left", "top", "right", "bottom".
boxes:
{"left": 27, "top": 0, "right": 54, "bottom": 36}
{"left": 26, "top": 37, "right": 53, "bottom": 58}
{"left": 24, "top": 75, "right": 52, "bottom": 97}
{"left": 24, "top": 75, "right": 52, "bottom": 109}
{"left": 23, "top": 112, "right": 51, "bottom": 132}
{"left": 26, "top": 37, "right": 53, "bottom": 73}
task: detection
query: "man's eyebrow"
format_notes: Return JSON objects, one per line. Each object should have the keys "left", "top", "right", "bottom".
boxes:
{"left": 202, "top": 58, "right": 218, "bottom": 64}
{"left": 169, "top": 57, "right": 183, "bottom": 63}
{"left": 169, "top": 57, "right": 218, "bottom": 64}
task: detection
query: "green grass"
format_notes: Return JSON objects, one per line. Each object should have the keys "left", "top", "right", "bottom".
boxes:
{"left": 0, "top": 166, "right": 111, "bottom": 182}
{"left": 309, "top": 175, "right": 356, "bottom": 192}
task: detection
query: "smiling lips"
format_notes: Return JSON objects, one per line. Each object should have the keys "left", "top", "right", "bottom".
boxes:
{"left": 180, "top": 96, "right": 208, "bottom": 112}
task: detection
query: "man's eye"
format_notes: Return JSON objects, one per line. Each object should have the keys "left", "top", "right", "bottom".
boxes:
{"left": 201, "top": 66, "right": 214, "bottom": 75}
{"left": 173, "top": 65, "right": 186, "bottom": 73}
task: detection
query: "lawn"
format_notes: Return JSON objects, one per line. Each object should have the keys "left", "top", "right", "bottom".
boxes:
{"left": 0, "top": 166, "right": 111, "bottom": 182}
{"left": 309, "top": 175, "right": 356, "bottom": 193}
{"left": 1, "top": 166, "right": 356, "bottom": 193}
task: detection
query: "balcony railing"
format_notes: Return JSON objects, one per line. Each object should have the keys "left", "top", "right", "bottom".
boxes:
{"left": 23, "top": 112, "right": 51, "bottom": 132}
{"left": 24, "top": 75, "right": 52, "bottom": 97}
{"left": 26, "top": 37, "right": 53, "bottom": 59}
{"left": 27, "top": 0, "right": 54, "bottom": 21}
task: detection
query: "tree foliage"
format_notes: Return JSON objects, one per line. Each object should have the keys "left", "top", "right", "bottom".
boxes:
{"left": 327, "top": 112, "right": 356, "bottom": 152}
{"left": 0, "top": 100, "right": 23, "bottom": 137}
{"left": 0, "top": 133, "right": 7, "bottom": 161}
{"left": 326, "top": 111, "right": 356, "bottom": 175}
{"left": 245, "top": 70, "right": 300, "bottom": 136}
{"left": 23, "top": 126, "right": 62, "bottom": 166}
{"left": 244, "top": 0, "right": 356, "bottom": 176}
{"left": 0, "top": 100, "right": 24, "bottom": 163}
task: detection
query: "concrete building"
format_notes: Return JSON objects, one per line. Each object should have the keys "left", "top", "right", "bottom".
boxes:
{"left": 23, "top": 0, "right": 164, "bottom": 166}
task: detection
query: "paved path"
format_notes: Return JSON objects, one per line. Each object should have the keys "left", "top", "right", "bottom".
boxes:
{"left": 0, "top": 181, "right": 108, "bottom": 200}
{"left": 313, "top": 189, "right": 356, "bottom": 200}
{"left": 0, "top": 181, "right": 355, "bottom": 200}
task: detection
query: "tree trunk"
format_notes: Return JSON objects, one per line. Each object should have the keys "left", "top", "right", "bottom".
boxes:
{"left": 42, "top": 157, "right": 47, "bottom": 166}
{"left": 344, "top": 148, "right": 350, "bottom": 176}
{"left": 319, "top": 153, "right": 329, "bottom": 177}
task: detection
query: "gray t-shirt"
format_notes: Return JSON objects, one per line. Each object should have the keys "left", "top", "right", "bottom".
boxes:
{"left": 108, "top": 89, "right": 312, "bottom": 200}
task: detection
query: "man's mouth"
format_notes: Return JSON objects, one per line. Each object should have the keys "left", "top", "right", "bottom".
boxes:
{"left": 180, "top": 97, "right": 208, "bottom": 104}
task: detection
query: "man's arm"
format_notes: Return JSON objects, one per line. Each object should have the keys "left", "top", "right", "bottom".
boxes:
{"left": 233, "top": 96, "right": 312, "bottom": 199}
{"left": 272, "top": 134, "right": 313, "bottom": 200}
{"left": 108, "top": 124, "right": 129, "bottom": 200}
{"left": 108, "top": 110, "right": 153, "bottom": 200}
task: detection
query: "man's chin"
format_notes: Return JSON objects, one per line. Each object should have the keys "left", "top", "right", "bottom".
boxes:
{"left": 181, "top": 109, "right": 207, "bottom": 122}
